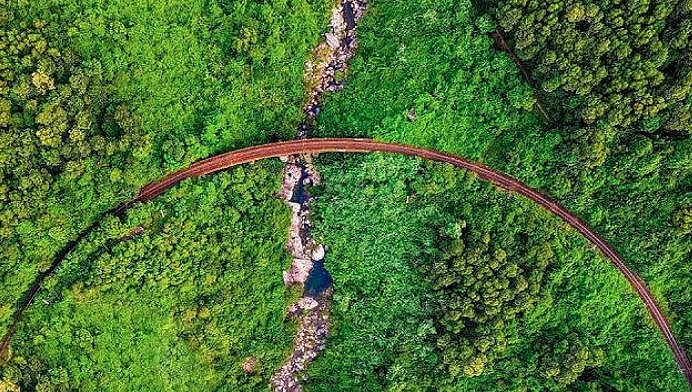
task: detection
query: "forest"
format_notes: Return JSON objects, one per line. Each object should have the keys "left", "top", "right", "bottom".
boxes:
{"left": 1, "top": 0, "right": 691, "bottom": 390}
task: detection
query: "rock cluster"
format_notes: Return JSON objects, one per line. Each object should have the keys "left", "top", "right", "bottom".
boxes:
{"left": 273, "top": 140, "right": 328, "bottom": 392}
{"left": 279, "top": 159, "right": 321, "bottom": 286}
{"left": 270, "top": 295, "right": 332, "bottom": 392}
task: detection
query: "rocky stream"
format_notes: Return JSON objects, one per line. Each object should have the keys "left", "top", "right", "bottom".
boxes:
{"left": 267, "top": 1, "right": 366, "bottom": 391}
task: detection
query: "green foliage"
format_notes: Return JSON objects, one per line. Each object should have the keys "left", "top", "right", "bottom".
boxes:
{"left": 305, "top": 154, "right": 439, "bottom": 391}
{"left": 0, "top": 0, "right": 331, "bottom": 341}
{"left": 535, "top": 333, "right": 605, "bottom": 386}
{"left": 307, "top": 154, "right": 686, "bottom": 391}
{"left": 0, "top": 0, "right": 333, "bottom": 388}
{"left": 494, "top": 0, "right": 692, "bottom": 165}
{"left": 0, "top": 20, "right": 134, "bottom": 330}
{"left": 481, "top": 1, "right": 692, "bottom": 372}
{"left": 310, "top": 0, "right": 690, "bottom": 388}
{"left": 426, "top": 224, "right": 550, "bottom": 379}
{"left": 672, "top": 204, "right": 692, "bottom": 236}
{"left": 314, "top": 0, "right": 544, "bottom": 159}
{"left": 1, "top": 163, "right": 297, "bottom": 390}
{"left": 1, "top": 0, "right": 691, "bottom": 389}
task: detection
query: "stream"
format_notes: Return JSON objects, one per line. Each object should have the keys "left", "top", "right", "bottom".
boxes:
{"left": 270, "top": 1, "right": 366, "bottom": 390}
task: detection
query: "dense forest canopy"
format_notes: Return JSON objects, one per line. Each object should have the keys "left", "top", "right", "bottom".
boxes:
{"left": 313, "top": 0, "right": 691, "bottom": 389}
{"left": 0, "top": 0, "right": 331, "bottom": 335}
{"left": 494, "top": 0, "right": 692, "bottom": 167}
{"left": 4, "top": 163, "right": 298, "bottom": 390}
{"left": 1, "top": 0, "right": 691, "bottom": 390}
{"left": 307, "top": 154, "right": 682, "bottom": 391}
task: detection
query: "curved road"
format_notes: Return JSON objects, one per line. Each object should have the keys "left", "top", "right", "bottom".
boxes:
{"left": 3, "top": 138, "right": 691, "bottom": 386}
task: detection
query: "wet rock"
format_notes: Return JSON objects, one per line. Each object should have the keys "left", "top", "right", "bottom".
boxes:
{"left": 311, "top": 244, "right": 325, "bottom": 261}
{"left": 343, "top": 1, "right": 356, "bottom": 29}
{"left": 299, "top": 297, "right": 319, "bottom": 310}
{"left": 289, "top": 258, "right": 313, "bottom": 285}
{"left": 278, "top": 162, "right": 302, "bottom": 200}
{"left": 300, "top": 0, "right": 365, "bottom": 133}
{"left": 298, "top": 122, "right": 310, "bottom": 135}
{"left": 342, "top": 35, "right": 354, "bottom": 49}
{"left": 325, "top": 32, "right": 340, "bottom": 49}
{"left": 270, "top": 298, "right": 332, "bottom": 392}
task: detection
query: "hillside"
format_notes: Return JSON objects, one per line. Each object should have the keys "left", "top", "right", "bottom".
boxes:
{"left": 1, "top": 0, "right": 691, "bottom": 390}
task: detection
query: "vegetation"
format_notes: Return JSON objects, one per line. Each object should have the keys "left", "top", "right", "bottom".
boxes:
{"left": 493, "top": 0, "right": 692, "bottom": 167}
{"left": 307, "top": 154, "right": 684, "bottom": 391}
{"left": 0, "top": 0, "right": 330, "bottom": 388}
{"left": 2, "top": 163, "right": 298, "bottom": 390}
{"left": 0, "top": 0, "right": 331, "bottom": 334}
{"left": 310, "top": 0, "right": 691, "bottom": 388}
{"left": 1, "top": 0, "right": 691, "bottom": 389}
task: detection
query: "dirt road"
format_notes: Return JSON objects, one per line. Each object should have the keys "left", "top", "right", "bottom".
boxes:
{"left": 3, "top": 138, "right": 690, "bottom": 386}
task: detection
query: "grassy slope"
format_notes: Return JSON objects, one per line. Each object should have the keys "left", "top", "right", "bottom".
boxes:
{"left": 0, "top": 0, "right": 332, "bottom": 333}
{"left": 3, "top": 163, "right": 298, "bottom": 390}
{"left": 310, "top": 0, "right": 687, "bottom": 389}
{"left": 308, "top": 154, "right": 685, "bottom": 390}
{"left": 1, "top": 0, "right": 334, "bottom": 388}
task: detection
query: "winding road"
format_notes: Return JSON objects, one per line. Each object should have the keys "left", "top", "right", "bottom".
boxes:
{"left": 2, "top": 138, "right": 691, "bottom": 386}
